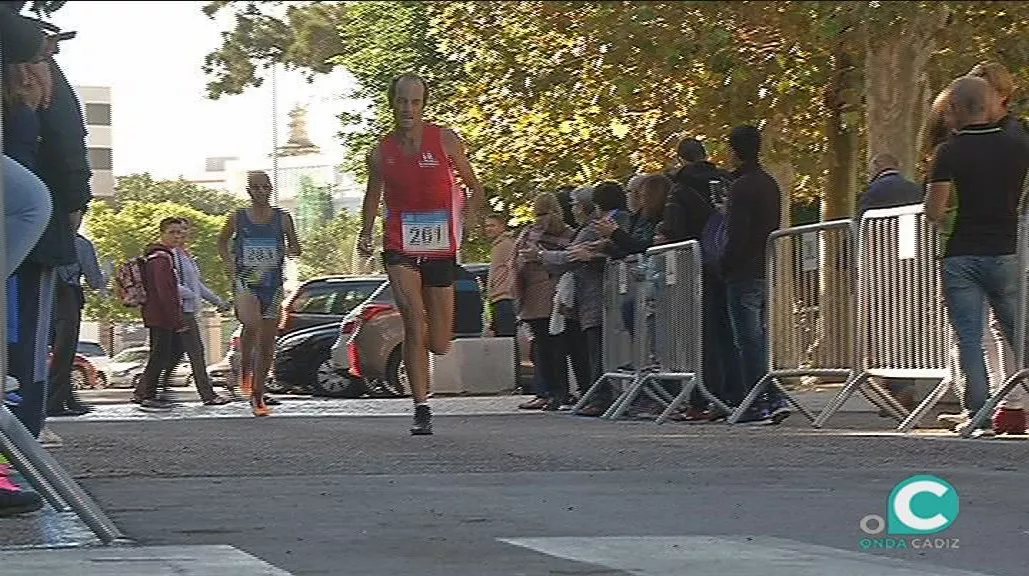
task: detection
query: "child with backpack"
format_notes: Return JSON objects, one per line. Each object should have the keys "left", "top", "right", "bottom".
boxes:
{"left": 118, "top": 217, "right": 186, "bottom": 411}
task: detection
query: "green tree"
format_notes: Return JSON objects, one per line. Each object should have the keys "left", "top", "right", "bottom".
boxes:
{"left": 297, "top": 209, "right": 388, "bottom": 279}
{"left": 83, "top": 201, "right": 232, "bottom": 323}
{"left": 295, "top": 174, "right": 335, "bottom": 236}
{"left": 114, "top": 173, "right": 247, "bottom": 216}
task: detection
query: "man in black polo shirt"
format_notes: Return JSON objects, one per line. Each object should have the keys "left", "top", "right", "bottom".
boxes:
{"left": 925, "top": 76, "right": 1029, "bottom": 437}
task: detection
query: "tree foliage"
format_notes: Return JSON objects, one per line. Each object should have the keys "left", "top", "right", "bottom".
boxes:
{"left": 114, "top": 173, "right": 247, "bottom": 216}
{"left": 202, "top": 1, "right": 1029, "bottom": 213}
{"left": 83, "top": 201, "right": 232, "bottom": 322}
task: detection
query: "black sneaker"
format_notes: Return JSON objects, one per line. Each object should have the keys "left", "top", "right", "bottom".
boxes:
{"left": 411, "top": 404, "right": 433, "bottom": 436}
{"left": 767, "top": 399, "right": 792, "bottom": 425}
{"left": 0, "top": 487, "right": 44, "bottom": 517}
{"left": 138, "top": 399, "right": 173, "bottom": 412}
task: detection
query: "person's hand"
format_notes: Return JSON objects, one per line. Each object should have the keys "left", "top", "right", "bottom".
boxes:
{"left": 357, "top": 232, "right": 374, "bottom": 257}
{"left": 594, "top": 216, "right": 618, "bottom": 238}
{"left": 518, "top": 247, "right": 540, "bottom": 263}
{"left": 35, "top": 34, "right": 59, "bottom": 62}
{"left": 568, "top": 244, "right": 595, "bottom": 262}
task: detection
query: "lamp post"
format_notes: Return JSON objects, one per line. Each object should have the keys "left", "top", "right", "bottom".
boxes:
{"left": 271, "top": 62, "right": 280, "bottom": 206}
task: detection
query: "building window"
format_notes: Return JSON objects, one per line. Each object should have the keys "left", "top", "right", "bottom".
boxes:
{"left": 85, "top": 103, "right": 111, "bottom": 126}
{"left": 88, "top": 147, "right": 113, "bottom": 171}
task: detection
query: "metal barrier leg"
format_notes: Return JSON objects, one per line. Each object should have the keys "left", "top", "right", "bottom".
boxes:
{"left": 812, "top": 372, "right": 872, "bottom": 428}
{"left": 2, "top": 439, "right": 69, "bottom": 511}
{"left": 726, "top": 373, "right": 772, "bottom": 425}
{"left": 655, "top": 376, "right": 697, "bottom": 424}
{"left": 0, "top": 406, "right": 129, "bottom": 545}
{"left": 961, "top": 370, "right": 1029, "bottom": 438}
{"left": 775, "top": 384, "right": 818, "bottom": 423}
{"left": 606, "top": 374, "right": 650, "bottom": 421}
{"left": 897, "top": 379, "right": 951, "bottom": 432}
{"left": 860, "top": 379, "right": 909, "bottom": 421}
{"left": 600, "top": 374, "right": 639, "bottom": 420}
{"left": 571, "top": 375, "right": 608, "bottom": 413}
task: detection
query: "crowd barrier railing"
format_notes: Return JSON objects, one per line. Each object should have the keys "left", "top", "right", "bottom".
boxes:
{"left": 814, "top": 204, "right": 947, "bottom": 429}
{"left": 728, "top": 219, "right": 862, "bottom": 425}
{"left": 572, "top": 256, "right": 644, "bottom": 414}
{"left": 605, "top": 240, "right": 731, "bottom": 423}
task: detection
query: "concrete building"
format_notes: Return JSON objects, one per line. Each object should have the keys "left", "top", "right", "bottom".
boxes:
{"left": 74, "top": 85, "right": 114, "bottom": 200}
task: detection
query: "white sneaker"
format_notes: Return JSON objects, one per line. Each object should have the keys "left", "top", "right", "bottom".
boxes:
{"left": 5, "top": 375, "right": 20, "bottom": 393}
{"left": 39, "top": 427, "right": 64, "bottom": 449}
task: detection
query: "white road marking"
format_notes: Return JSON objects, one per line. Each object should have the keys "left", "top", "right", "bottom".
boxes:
{"left": 499, "top": 536, "right": 999, "bottom": 576}
{"left": 0, "top": 544, "right": 291, "bottom": 575}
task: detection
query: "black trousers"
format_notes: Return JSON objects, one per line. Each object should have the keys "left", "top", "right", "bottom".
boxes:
{"left": 525, "top": 318, "right": 569, "bottom": 401}
{"left": 565, "top": 319, "right": 604, "bottom": 402}
{"left": 172, "top": 313, "right": 217, "bottom": 401}
{"left": 47, "top": 281, "right": 84, "bottom": 412}
{"left": 135, "top": 327, "right": 182, "bottom": 401}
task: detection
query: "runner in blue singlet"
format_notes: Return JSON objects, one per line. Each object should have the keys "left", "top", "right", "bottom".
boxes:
{"left": 217, "top": 171, "right": 301, "bottom": 416}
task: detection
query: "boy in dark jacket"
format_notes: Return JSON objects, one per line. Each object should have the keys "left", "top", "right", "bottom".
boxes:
{"left": 133, "top": 218, "right": 186, "bottom": 411}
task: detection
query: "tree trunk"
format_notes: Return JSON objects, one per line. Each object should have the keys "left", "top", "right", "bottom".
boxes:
{"left": 815, "top": 46, "right": 862, "bottom": 378}
{"left": 863, "top": 7, "right": 949, "bottom": 180}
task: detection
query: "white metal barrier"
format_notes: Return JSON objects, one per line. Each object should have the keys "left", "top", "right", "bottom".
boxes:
{"left": 728, "top": 219, "right": 866, "bottom": 425}
{"left": 605, "top": 240, "right": 732, "bottom": 423}
{"left": 572, "top": 256, "right": 643, "bottom": 414}
{"left": 814, "top": 204, "right": 947, "bottom": 429}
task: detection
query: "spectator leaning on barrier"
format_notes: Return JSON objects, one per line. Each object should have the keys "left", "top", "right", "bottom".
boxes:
{"left": 513, "top": 193, "right": 575, "bottom": 410}
{"left": 858, "top": 153, "right": 925, "bottom": 416}
{"left": 722, "top": 125, "right": 791, "bottom": 425}
{"left": 484, "top": 213, "right": 517, "bottom": 337}
{"left": 924, "top": 76, "right": 1029, "bottom": 438}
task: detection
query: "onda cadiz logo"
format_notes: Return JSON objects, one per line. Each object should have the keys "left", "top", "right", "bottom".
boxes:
{"left": 858, "top": 475, "right": 960, "bottom": 551}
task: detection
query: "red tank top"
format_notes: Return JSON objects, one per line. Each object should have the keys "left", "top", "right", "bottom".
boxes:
{"left": 380, "top": 123, "right": 462, "bottom": 258}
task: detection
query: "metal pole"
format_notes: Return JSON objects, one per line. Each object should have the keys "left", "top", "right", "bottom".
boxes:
{"left": 271, "top": 63, "right": 279, "bottom": 207}
{"left": 1, "top": 22, "right": 9, "bottom": 401}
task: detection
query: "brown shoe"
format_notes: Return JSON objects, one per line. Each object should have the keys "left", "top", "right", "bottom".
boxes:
{"left": 577, "top": 404, "right": 606, "bottom": 417}
{"left": 518, "top": 397, "right": 548, "bottom": 410}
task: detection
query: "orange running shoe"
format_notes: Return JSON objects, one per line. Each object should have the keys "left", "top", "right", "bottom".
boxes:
{"left": 251, "top": 397, "right": 271, "bottom": 417}
{"left": 240, "top": 372, "right": 253, "bottom": 397}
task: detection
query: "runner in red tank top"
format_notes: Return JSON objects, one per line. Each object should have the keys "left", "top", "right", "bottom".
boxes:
{"left": 358, "top": 73, "right": 485, "bottom": 435}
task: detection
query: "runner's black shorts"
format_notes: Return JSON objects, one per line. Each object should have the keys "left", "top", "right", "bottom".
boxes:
{"left": 382, "top": 251, "right": 457, "bottom": 288}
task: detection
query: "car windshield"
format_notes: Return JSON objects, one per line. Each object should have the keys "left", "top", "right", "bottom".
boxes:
{"left": 77, "top": 342, "right": 108, "bottom": 357}
{"left": 111, "top": 349, "right": 148, "bottom": 363}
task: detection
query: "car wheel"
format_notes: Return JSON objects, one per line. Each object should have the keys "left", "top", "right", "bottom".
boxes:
{"left": 312, "top": 358, "right": 367, "bottom": 399}
{"left": 71, "top": 366, "right": 89, "bottom": 390}
{"left": 382, "top": 346, "right": 409, "bottom": 397}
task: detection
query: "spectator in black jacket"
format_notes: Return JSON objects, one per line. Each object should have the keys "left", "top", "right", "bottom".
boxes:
{"left": 662, "top": 138, "right": 732, "bottom": 243}
{"left": 3, "top": 1, "right": 93, "bottom": 440}
{"left": 722, "top": 125, "right": 790, "bottom": 424}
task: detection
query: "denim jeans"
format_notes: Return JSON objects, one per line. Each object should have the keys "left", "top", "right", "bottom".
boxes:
{"left": 3, "top": 155, "right": 53, "bottom": 278}
{"left": 941, "top": 255, "right": 1020, "bottom": 415}
{"left": 727, "top": 278, "right": 779, "bottom": 404}
{"left": 704, "top": 272, "right": 744, "bottom": 405}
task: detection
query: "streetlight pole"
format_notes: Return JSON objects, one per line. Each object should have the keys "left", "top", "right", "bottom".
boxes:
{"left": 271, "top": 62, "right": 280, "bottom": 206}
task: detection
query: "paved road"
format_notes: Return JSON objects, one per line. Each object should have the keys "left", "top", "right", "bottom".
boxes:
{"left": 3, "top": 396, "right": 1027, "bottom": 575}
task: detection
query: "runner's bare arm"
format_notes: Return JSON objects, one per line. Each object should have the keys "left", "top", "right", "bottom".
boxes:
{"left": 282, "top": 211, "right": 302, "bottom": 258}
{"left": 442, "top": 127, "right": 485, "bottom": 227}
{"left": 217, "top": 211, "right": 237, "bottom": 278}
{"left": 361, "top": 144, "right": 384, "bottom": 243}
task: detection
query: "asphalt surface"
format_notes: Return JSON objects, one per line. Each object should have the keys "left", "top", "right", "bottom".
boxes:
{"left": 2, "top": 395, "right": 1027, "bottom": 575}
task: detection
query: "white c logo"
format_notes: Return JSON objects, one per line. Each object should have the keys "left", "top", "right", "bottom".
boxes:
{"left": 892, "top": 479, "right": 950, "bottom": 532}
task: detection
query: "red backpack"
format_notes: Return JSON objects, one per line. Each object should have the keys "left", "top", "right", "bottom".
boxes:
{"left": 114, "top": 248, "right": 174, "bottom": 307}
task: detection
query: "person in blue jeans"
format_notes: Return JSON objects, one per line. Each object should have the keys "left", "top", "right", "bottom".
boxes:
{"left": 924, "top": 76, "right": 1029, "bottom": 438}
{"left": 721, "top": 125, "right": 790, "bottom": 424}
